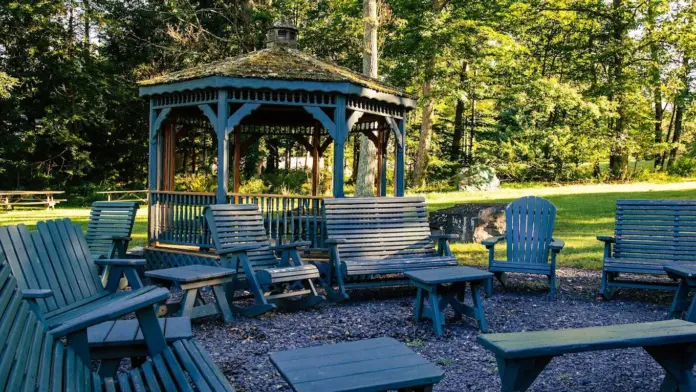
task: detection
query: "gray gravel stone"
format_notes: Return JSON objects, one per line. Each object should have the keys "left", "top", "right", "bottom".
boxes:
{"left": 183, "top": 267, "right": 686, "bottom": 392}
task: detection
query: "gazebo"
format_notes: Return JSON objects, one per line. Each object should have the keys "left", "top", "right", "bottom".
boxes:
{"left": 138, "top": 21, "right": 416, "bottom": 267}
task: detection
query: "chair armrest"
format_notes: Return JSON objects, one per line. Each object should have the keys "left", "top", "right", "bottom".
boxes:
{"left": 597, "top": 236, "right": 615, "bottom": 243}
{"left": 49, "top": 287, "right": 170, "bottom": 337}
{"left": 430, "top": 234, "right": 459, "bottom": 240}
{"left": 94, "top": 258, "right": 146, "bottom": 267}
{"left": 217, "top": 243, "right": 265, "bottom": 256}
{"left": 325, "top": 238, "right": 347, "bottom": 245}
{"left": 100, "top": 235, "right": 132, "bottom": 241}
{"left": 22, "top": 289, "right": 54, "bottom": 299}
{"left": 270, "top": 241, "right": 312, "bottom": 251}
{"left": 549, "top": 238, "right": 565, "bottom": 252}
{"left": 481, "top": 236, "right": 504, "bottom": 248}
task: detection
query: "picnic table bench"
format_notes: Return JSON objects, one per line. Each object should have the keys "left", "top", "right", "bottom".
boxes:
{"left": 666, "top": 264, "right": 696, "bottom": 321}
{"left": 270, "top": 337, "right": 444, "bottom": 392}
{"left": 0, "top": 190, "right": 66, "bottom": 210}
{"left": 323, "top": 197, "right": 459, "bottom": 301}
{"left": 598, "top": 200, "right": 696, "bottom": 298}
{"left": 478, "top": 319, "right": 696, "bottom": 392}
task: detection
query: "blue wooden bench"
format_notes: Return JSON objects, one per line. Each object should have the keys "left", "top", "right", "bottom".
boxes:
{"left": 86, "top": 201, "right": 139, "bottom": 260}
{"left": 0, "top": 262, "right": 236, "bottom": 391}
{"left": 482, "top": 196, "right": 564, "bottom": 297}
{"left": 205, "top": 204, "right": 325, "bottom": 316}
{"left": 322, "top": 197, "right": 459, "bottom": 301}
{"left": 0, "top": 219, "right": 190, "bottom": 375}
{"left": 478, "top": 319, "right": 696, "bottom": 392}
{"left": 598, "top": 200, "right": 696, "bottom": 299}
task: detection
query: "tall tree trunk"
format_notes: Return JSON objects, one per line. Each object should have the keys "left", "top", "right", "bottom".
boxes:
{"left": 355, "top": 0, "right": 379, "bottom": 196}
{"left": 451, "top": 98, "right": 465, "bottom": 162}
{"left": 609, "top": 0, "right": 629, "bottom": 180}
{"left": 412, "top": 0, "right": 444, "bottom": 188}
{"left": 648, "top": 1, "right": 664, "bottom": 167}
{"left": 668, "top": 56, "right": 691, "bottom": 165}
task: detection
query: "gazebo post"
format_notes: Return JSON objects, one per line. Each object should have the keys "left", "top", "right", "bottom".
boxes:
{"left": 148, "top": 99, "right": 159, "bottom": 193}
{"left": 216, "top": 90, "right": 230, "bottom": 204}
{"left": 376, "top": 128, "right": 383, "bottom": 196}
{"left": 312, "top": 124, "right": 320, "bottom": 196}
{"left": 333, "top": 97, "right": 347, "bottom": 197}
{"left": 395, "top": 117, "right": 406, "bottom": 197}
{"left": 379, "top": 128, "right": 389, "bottom": 197}
{"left": 233, "top": 126, "right": 242, "bottom": 193}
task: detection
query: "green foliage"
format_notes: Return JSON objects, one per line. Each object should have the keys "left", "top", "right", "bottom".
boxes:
{"left": 175, "top": 173, "right": 216, "bottom": 193}
{"left": 667, "top": 157, "right": 696, "bottom": 177}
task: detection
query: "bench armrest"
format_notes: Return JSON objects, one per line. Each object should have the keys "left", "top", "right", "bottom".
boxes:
{"left": 325, "top": 238, "right": 347, "bottom": 245}
{"left": 597, "top": 236, "right": 615, "bottom": 243}
{"left": 217, "top": 243, "right": 265, "bottom": 256}
{"left": 49, "top": 287, "right": 170, "bottom": 337}
{"left": 430, "top": 234, "right": 459, "bottom": 240}
{"left": 270, "top": 241, "right": 312, "bottom": 251}
{"left": 482, "top": 236, "right": 505, "bottom": 248}
{"left": 94, "top": 258, "right": 146, "bottom": 267}
{"left": 549, "top": 238, "right": 565, "bottom": 252}
{"left": 22, "top": 289, "right": 54, "bottom": 299}
{"left": 100, "top": 235, "right": 132, "bottom": 241}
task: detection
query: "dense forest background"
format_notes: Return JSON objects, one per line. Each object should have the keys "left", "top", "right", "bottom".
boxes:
{"left": 1, "top": 0, "right": 695, "bottom": 196}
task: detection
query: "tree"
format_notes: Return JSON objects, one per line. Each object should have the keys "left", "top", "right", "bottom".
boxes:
{"left": 355, "top": 0, "right": 379, "bottom": 196}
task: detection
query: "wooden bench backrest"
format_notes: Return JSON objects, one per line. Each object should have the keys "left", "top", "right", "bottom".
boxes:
{"left": 86, "top": 201, "right": 139, "bottom": 258}
{"left": 324, "top": 197, "right": 437, "bottom": 260}
{"left": 0, "top": 219, "right": 103, "bottom": 316}
{"left": 0, "top": 261, "right": 89, "bottom": 392}
{"left": 505, "top": 196, "right": 556, "bottom": 265}
{"left": 204, "top": 204, "right": 279, "bottom": 270}
{"left": 614, "top": 200, "right": 696, "bottom": 263}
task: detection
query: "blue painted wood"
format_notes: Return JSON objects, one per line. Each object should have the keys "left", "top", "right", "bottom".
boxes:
{"left": 148, "top": 100, "right": 159, "bottom": 192}
{"left": 323, "top": 197, "right": 459, "bottom": 300}
{"left": 478, "top": 319, "right": 696, "bottom": 392}
{"left": 599, "top": 200, "right": 696, "bottom": 298}
{"left": 304, "top": 106, "right": 337, "bottom": 139}
{"left": 205, "top": 204, "right": 324, "bottom": 316}
{"left": 87, "top": 201, "right": 139, "bottom": 260}
{"left": 0, "top": 261, "right": 235, "bottom": 391}
{"left": 484, "top": 196, "right": 562, "bottom": 297}
{"left": 198, "top": 103, "right": 217, "bottom": 128}
{"left": 333, "top": 96, "right": 347, "bottom": 198}
{"left": 138, "top": 76, "right": 418, "bottom": 108}
{"left": 270, "top": 337, "right": 443, "bottom": 392}
{"left": 216, "top": 90, "right": 230, "bottom": 204}
{"left": 394, "top": 118, "right": 405, "bottom": 197}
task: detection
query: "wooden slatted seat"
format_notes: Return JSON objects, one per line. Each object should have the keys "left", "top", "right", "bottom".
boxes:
{"left": 0, "top": 263, "right": 236, "bottom": 392}
{"left": 87, "top": 201, "right": 139, "bottom": 260}
{"left": 481, "top": 196, "right": 564, "bottom": 297}
{"left": 599, "top": 200, "right": 696, "bottom": 298}
{"left": 478, "top": 319, "right": 696, "bottom": 392}
{"left": 322, "top": 197, "right": 459, "bottom": 301}
{"left": 0, "top": 219, "right": 196, "bottom": 375}
{"left": 205, "top": 204, "right": 325, "bottom": 316}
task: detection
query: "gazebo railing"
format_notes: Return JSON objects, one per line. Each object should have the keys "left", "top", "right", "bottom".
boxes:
{"left": 149, "top": 191, "right": 328, "bottom": 250}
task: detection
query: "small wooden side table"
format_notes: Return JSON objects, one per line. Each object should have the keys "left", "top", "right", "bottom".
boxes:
{"left": 270, "top": 337, "right": 444, "bottom": 392}
{"left": 145, "top": 265, "right": 235, "bottom": 323}
{"left": 405, "top": 266, "right": 493, "bottom": 336}
{"left": 666, "top": 264, "right": 696, "bottom": 321}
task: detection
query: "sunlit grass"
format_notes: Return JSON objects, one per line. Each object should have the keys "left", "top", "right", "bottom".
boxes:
{"left": 2, "top": 181, "right": 696, "bottom": 270}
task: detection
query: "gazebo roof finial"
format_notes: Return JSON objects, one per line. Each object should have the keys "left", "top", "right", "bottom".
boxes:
{"left": 266, "top": 16, "right": 298, "bottom": 49}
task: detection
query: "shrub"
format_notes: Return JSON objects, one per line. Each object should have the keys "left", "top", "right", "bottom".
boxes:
{"left": 667, "top": 157, "right": 696, "bottom": 177}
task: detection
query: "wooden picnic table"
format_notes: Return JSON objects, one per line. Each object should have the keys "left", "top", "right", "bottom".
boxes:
{"left": 405, "top": 266, "right": 493, "bottom": 335}
{"left": 0, "top": 190, "right": 66, "bottom": 210}
{"left": 270, "top": 337, "right": 444, "bottom": 392}
{"left": 97, "top": 189, "right": 149, "bottom": 203}
{"left": 666, "top": 264, "right": 696, "bottom": 321}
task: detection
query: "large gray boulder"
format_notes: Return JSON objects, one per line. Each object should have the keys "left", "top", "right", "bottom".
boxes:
{"left": 430, "top": 203, "right": 507, "bottom": 243}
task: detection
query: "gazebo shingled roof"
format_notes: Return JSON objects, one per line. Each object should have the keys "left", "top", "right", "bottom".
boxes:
{"left": 139, "top": 46, "right": 413, "bottom": 99}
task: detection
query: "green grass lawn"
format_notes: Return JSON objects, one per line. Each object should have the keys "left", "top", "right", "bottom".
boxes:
{"left": 2, "top": 181, "right": 695, "bottom": 270}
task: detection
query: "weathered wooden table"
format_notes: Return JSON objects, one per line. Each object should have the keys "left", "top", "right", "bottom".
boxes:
{"left": 405, "top": 266, "right": 493, "bottom": 336}
{"left": 666, "top": 264, "right": 696, "bottom": 321}
{"left": 145, "top": 265, "right": 235, "bottom": 323}
{"left": 270, "top": 337, "right": 444, "bottom": 392}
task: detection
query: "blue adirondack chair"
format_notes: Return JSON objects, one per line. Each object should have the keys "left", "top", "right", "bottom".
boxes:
{"left": 482, "top": 196, "right": 564, "bottom": 296}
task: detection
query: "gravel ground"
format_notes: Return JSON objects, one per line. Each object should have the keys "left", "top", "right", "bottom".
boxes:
{"left": 182, "top": 268, "right": 682, "bottom": 392}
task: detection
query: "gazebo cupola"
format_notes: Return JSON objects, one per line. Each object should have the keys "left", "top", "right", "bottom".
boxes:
{"left": 138, "top": 19, "right": 417, "bottom": 205}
